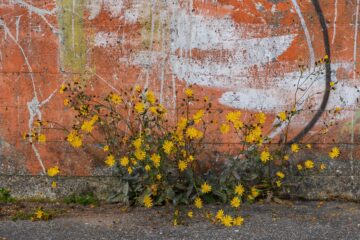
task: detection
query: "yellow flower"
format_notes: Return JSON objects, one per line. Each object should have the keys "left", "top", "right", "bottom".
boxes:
{"left": 335, "top": 107, "right": 341, "bottom": 113}
{"left": 81, "top": 120, "right": 94, "bottom": 133}
{"left": 120, "top": 156, "right": 129, "bottom": 167}
{"left": 304, "top": 160, "right": 314, "bottom": 169}
{"left": 132, "top": 138, "right": 142, "bottom": 149}
{"left": 134, "top": 149, "right": 146, "bottom": 161}
{"left": 185, "top": 88, "right": 193, "bottom": 97}
{"left": 63, "top": 98, "right": 70, "bottom": 106}
{"left": 51, "top": 181, "right": 57, "bottom": 188}
{"left": 105, "top": 154, "right": 116, "bottom": 167}
{"left": 149, "top": 106, "right": 158, "bottom": 115}
{"left": 233, "top": 216, "right": 244, "bottom": 226}
{"left": 283, "top": 155, "right": 289, "bottom": 161}
{"left": 109, "top": 93, "right": 122, "bottom": 105}
{"left": 47, "top": 166, "right": 60, "bottom": 177}
{"left": 178, "top": 160, "right": 187, "bottom": 172}
{"left": 187, "top": 211, "right": 193, "bottom": 218}
{"left": 201, "top": 182, "right": 212, "bottom": 194}
{"left": 177, "top": 117, "right": 188, "bottom": 131}
{"left": 156, "top": 174, "right": 162, "bottom": 180}
{"left": 146, "top": 91, "right": 156, "bottom": 105}
{"left": 226, "top": 111, "right": 241, "bottom": 123}
{"left": 260, "top": 150, "right": 271, "bottom": 163}
{"left": 150, "top": 153, "right": 161, "bottom": 168}
{"left": 277, "top": 111, "right": 287, "bottom": 121}
{"left": 35, "top": 210, "right": 44, "bottom": 219}
{"left": 143, "top": 195, "right": 153, "bottom": 208}
{"left": 216, "top": 209, "right": 224, "bottom": 220}
{"left": 297, "top": 164, "right": 303, "bottom": 171}
{"left": 306, "top": 144, "right": 312, "bottom": 149}
{"left": 222, "top": 215, "right": 233, "bottom": 227}
{"left": 233, "top": 120, "right": 244, "bottom": 130}
{"left": 276, "top": 171, "right": 285, "bottom": 179}
{"left": 103, "top": 145, "right": 109, "bottom": 152}
{"left": 187, "top": 155, "right": 195, "bottom": 162}
{"left": 59, "top": 84, "right": 66, "bottom": 94}
{"left": 135, "top": 85, "right": 142, "bottom": 92}
{"left": 330, "top": 81, "right": 335, "bottom": 87}
{"left": 163, "top": 140, "right": 174, "bottom": 155}
{"left": 67, "top": 131, "right": 82, "bottom": 148}
{"left": 235, "top": 184, "right": 245, "bottom": 196}
{"left": 255, "top": 112, "right": 266, "bottom": 124}
{"left": 38, "top": 134, "right": 46, "bottom": 143}
{"left": 291, "top": 144, "right": 299, "bottom": 153}
{"left": 186, "top": 127, "right": 203, "bottom": 139}
{"left": 329, "top": 147, "right": 340, "bottom": 159}
{"left": 276, "top": 180, "right": 282, "bottom": 187}
{"left": 145, "top": 165, "right": 151, "bottom": 171}
{"left": 230, "top": 197, "right": 241, "bottom": 208}
{"left": 320, "top": 163, "right": 326, "bottom": 171}
{"left": 134, "top": 102, "right": 145, "bottom": 114}
{"left": 194, "top": 197, "right": 203, "bottom": 209}
{"left": 220, "top": 124, "right": 230, "bottom": 134}
{"left": 127, "top": 167, "right": 133, "bottom": 174}
{"left": 251, "top": 187, "right": 259, "bottom": 198}
{"left": 193, "top": 110, "right": 204, "bottom": 124}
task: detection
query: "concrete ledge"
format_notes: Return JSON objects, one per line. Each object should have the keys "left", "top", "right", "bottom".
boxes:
{"left": 283, "top": 175, "right": 360, "bottom": 201}
{"left": 0, "top": 175, "right": 123, "bottom": 200}
{"left": 2, "top": 174, "right": 360, "bottom": 202}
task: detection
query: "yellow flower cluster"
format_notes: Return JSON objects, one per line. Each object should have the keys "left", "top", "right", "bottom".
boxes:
{"left": 245, "top": 126, "right": 262, "bottom": 143}
{"left": 215, "top": 210, "right": 244, "bottom": 227}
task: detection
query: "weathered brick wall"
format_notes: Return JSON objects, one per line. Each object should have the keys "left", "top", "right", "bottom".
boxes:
{"left": 0, "top": 0, "right": 359, "bottom": 177}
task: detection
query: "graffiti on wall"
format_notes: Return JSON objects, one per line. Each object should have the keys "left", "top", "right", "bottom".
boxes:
{"left": 0, "top": 0, "right": 359, "bottom": 175}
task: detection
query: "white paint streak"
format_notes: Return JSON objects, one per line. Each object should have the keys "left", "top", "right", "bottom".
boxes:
{"left": 15, "top": 15, "right": 21, "bottom": 41}
{"left": 332, "top": 0, "right": 338, "bottom": 44}
{"left": 291, "top": 0, "right": 315, "bottom": 69}
{"left": 354, "top": 0, "right": 360, "bottom": 80}
{"left": 13, "top": 0, "right": 56, "bottom": 16}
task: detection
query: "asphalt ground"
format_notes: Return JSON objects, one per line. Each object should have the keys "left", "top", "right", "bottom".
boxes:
{"left": 1, "top": 201, "right": 360, "bottom": 240}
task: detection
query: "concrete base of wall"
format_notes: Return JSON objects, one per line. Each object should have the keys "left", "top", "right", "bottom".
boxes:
{"left": 0, "top": 175, "right": 124, "bottom": 201}
{"left": 1, "top": 160, "right": 360, "bottom": 201}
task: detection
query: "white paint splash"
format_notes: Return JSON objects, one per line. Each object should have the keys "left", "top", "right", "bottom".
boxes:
{"left": 170, "top": 34, "right": 296, "bottom": 89}
{"left": 87, "top": 0, "right": 102, "bottom": 20}
{"left": 94, "top": 31, "right": 119, "bottom": 47}
{"left": 87, "top": 0, "right": 124, "bottom": 20}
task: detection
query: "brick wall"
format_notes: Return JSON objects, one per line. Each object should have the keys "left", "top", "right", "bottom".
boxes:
{"left": 0, "top": 0, "right": 359, "bottom": 176}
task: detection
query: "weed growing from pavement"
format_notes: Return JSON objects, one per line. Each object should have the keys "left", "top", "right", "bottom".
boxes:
{"left": 25, "top": 56, "right": 342, "bottom": 227}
